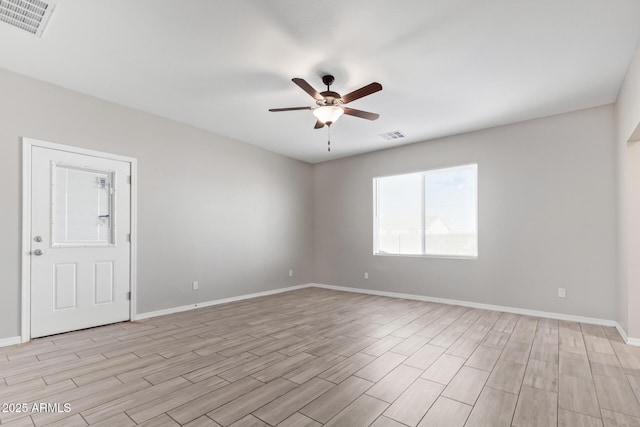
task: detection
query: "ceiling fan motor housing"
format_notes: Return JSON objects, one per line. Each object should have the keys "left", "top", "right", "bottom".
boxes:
{"left": 317, "top": 92, "right": 342, "bottom": 106}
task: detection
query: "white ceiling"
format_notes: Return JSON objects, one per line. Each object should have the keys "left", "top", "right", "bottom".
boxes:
{"left": 1, "top": 1, "right": 640, "bottom": 163}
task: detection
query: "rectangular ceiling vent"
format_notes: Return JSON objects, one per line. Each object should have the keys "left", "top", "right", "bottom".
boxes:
{"left": 380, "top": 131, "right": 405, "bottom": 141}
{"left": 0, "top": 0, "right": 54, "bottom": 37}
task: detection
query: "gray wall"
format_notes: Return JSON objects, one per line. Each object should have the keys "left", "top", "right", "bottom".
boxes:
{"left": 0, "top": 68, "right": 314, "bottom": 340}
{"left": 313, "top": 105, "right": 618, "bottom": 320}
{"left": 0, "top": 66, "right": 623, "bottom": 341}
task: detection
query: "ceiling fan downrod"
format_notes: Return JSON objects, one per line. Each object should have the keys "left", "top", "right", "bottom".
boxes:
{"left": 322, "top": 74, "right": 335, "bottom": 91}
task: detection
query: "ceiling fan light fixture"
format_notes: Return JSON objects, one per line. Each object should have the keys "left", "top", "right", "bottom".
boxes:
{"left": 313, "top": 105, "right": 344, "bottom": 125}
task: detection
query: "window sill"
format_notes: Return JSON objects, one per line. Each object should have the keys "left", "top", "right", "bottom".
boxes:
{"left": 373, "top": 253, "right": 478, "bottom": 260}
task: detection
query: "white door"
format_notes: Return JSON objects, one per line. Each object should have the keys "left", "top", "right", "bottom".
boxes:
{"left": 30, "top": 146, "right": 132, "bottom": 338}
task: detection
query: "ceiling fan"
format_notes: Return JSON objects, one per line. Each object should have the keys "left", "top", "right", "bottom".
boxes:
{"left": 269, "top": 75, "right": 383, "bottom": 130}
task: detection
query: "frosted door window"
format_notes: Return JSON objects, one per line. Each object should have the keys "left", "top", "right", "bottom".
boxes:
{"left": 52, "top": 164, "right": 114, "bottom": 246}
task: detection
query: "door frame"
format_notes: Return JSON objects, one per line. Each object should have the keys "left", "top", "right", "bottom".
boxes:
{"left": 21, "top": 138, "right": 138, "bottom": 343}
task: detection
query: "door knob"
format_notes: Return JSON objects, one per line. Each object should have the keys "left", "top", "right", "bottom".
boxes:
{"left": 33, "top": 249, "right": 44, "bottom": 256}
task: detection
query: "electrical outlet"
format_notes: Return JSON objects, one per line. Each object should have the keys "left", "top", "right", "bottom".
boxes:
{"left": 192, "top": 281, "right": 199, "bottom": 290}
{"left": 364, "top": 272, "right": 369, "bottom": 279}
{"left": 289, "top": 269, "right": 293, "bottom": 277}
{"left": 558, "top": 287, "right": 565, "bottom": 298}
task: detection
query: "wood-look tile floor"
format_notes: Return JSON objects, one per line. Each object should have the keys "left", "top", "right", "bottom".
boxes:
{"left": 1, "top": 288, "right": 640, "bottom": 427}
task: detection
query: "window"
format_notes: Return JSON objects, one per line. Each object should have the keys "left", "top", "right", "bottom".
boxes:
{"left": 374, "top": 164, "right": 477, "bottom": 258}
{"left": 52, "top": 163, "right": 115, "bottom": 247}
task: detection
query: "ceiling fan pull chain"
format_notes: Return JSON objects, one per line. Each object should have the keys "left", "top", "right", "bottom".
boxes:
{"left": 327, "top": 126, "right": 331, "bottom": 152}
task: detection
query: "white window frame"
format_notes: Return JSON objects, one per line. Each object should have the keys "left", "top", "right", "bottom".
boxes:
{"left": 373, "top": 163, "right": 478, "bottom": 259}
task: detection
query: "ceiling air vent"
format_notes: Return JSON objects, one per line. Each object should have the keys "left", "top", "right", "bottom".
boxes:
{"left": 0, "top": 0, "right": 54, "bottom": 37}
{"left": 380, "top": 131, "right": 405, "bottom": 141}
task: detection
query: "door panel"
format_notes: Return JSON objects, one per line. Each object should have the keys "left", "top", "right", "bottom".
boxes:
{"left": 54, "top": 263, "right": 77, "bottom": 310}
{"left": 93, "top": 261, "right": 114, "bottom": 304}
{"left": 31, "top": 146, "right": 131, "bottom": 338}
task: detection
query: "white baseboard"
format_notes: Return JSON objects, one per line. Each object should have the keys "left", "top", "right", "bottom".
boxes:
{"left": 133, "top": 283, "right": 313, "bottom": 321}
{"left": 622, "top": 324, "right": 640, "bottom": 346}
{"left": 0, "top": 336, "right": 22, "bottom": 349}
{"left": 3, "top": 282, "right": 635, "bottom": 348}
{"left": 616, "top": 323, "right": 630, "bottom": 343}
{"left": 310, "top": 284, "right": 640, "bottom": 346}
{"left": 88, "top": 280, "right": 640, "bottom": 348}
{"left": 310, "top": 283, "right": 620, "bottom": 326}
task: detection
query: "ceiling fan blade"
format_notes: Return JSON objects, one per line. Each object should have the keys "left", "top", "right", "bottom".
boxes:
{"left": 314, "top": 120, "right": 325, "bottom": 129}
{"left": 292, "top": 78, "right": 323, "bottom": 100}
{"left": 269, "top": 107, "right": 313, "bottom": 112}
{"left": 343, "top": 107, "right": 380, "bottom": 121}
{"left": 341, "top": 82, "right": 383, "bottom": 104}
